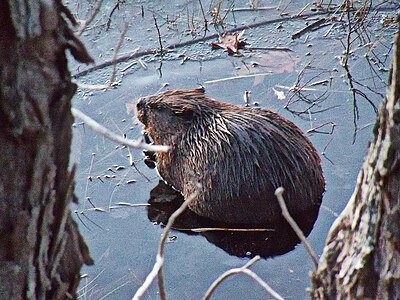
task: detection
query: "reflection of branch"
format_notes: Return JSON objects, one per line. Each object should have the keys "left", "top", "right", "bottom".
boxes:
{"left": 198, "top": 0, "right": 209, "bottom": 34}
{"left": 274, "top": 187, "right": 318, "bottom": 269}
{"left": 107, "top": 0, "right": 125, "bottom": 30}
{"left": 110, "top": 23, "right": 128, "bottom": 84}
{"left": 71, "top": 108, "right": 169, "bottom": 152}
{"left": 132, "top": 192, "right": 198, "bottom": 300}
{"left": 321, "top": 138, "right": 334, "bottom": 165}
{"left": 75, "top": 23, "right": 128, "bottom": 90}
{"left": 72, "top": 5, "right": 397, "bottom": 78}
{"left": 282, "top": 61, "right": 337, "bottom": 119}
{"left": 307, "top": 121, "right": 336, "bottom": 135}
{"left": 203, "top": 256, "right": 284, "bottom": 300}
{"left": 341, "top": 6, "right": 360, "bottom": 143}
{"left": 153, "top": 15, "right": 163, "bottom": 78}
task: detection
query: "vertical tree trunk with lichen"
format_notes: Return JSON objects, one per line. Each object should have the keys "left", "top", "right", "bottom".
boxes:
{"left": 310, "top": 16, "right": 400, "bottom": 299}
{"left": 0, "top": 1, "right": 93, "bottom": 299}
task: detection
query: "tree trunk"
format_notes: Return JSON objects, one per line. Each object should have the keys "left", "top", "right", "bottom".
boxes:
{"left": 310, "top": 16, "right": 400, "bottom": 299}
{"left": 0, "top": 1, "right": 93, "bottom": 299}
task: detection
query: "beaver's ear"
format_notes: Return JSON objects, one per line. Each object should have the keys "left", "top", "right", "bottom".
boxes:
{"left": 193, "top": 86, "right": 205, "bottom": 94}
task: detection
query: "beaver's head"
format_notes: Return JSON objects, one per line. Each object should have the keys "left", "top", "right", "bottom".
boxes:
{"left": 135, "top": 88, "right": 325, "bottom": 225}
{"left": 136, "top": 88, "right": 230, "bottom": 145}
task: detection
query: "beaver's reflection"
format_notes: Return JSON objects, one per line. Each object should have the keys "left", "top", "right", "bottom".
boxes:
{"left": 147, "top": 181, "right": 320, "bottom": 259}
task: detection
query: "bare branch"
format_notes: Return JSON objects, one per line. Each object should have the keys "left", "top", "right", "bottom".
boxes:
{"left": 203, "top": 256, "right": 284, "bottom": 300}
{"left": 274, "top": 187, "right": 319, "bottom": 268}
{"left": 132, "top": 191, "right": 198, "bottom": 300}
{"left": 71, "top": 107, "right": 169, "bottom": 152}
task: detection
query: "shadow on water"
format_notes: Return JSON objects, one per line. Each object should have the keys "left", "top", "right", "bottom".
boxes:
{"left": 147, "top": 181, "right": 320, "bottom": 259}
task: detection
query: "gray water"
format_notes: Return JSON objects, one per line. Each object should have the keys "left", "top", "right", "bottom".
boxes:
{"left": 69, "top": 1, "right": 398, "bottom": 299}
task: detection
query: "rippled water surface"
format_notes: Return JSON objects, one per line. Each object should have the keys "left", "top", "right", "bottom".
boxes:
{"left": 68, "top": 1, "right": 399, "bottom": 299}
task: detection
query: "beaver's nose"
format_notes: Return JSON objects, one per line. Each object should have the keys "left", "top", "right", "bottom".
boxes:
{"left": 137, "top": 97, "right": 147, "bottom": 111}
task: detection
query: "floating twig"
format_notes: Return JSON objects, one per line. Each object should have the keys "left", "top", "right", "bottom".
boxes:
{"left": 116, "top": 202, "right": 150, "bottom": 207}
{"left": 291, "top": 17, "right": 328, "bottom": 39}
{"left": 245, "top": 46, "right": 293, "bottom": 52}
{"left": 73, "top": 11, "right": 338, "bottom": 78}
{"left": 204, "top": 72, "right": 272, "bottom": 84}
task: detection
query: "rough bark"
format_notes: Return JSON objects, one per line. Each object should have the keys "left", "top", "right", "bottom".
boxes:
{"left": 0, "top": 1, "right": 93, "bottom": 299}
{"left": 310, "top": 16, "right": 400, "bottom": 299}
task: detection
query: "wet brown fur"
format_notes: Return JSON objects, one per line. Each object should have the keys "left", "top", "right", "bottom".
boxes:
{"left": 136, "top": 88, "right": 325, "bottom": 225}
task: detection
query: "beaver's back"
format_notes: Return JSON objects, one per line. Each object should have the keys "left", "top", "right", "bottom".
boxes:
{"left": 136, "top": 88, "right": 325, "bottom": 225}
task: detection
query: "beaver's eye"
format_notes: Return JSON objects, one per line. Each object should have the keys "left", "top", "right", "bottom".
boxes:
{"left": 175, "top": 109, "right": 194, "bottom": 121}
{"left": 149, "top": 103, "right": 167, "bottom": 111}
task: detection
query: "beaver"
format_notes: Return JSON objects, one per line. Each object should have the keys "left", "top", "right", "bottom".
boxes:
{"left": 136, "top": 88, "right": 325, "bottom": 225}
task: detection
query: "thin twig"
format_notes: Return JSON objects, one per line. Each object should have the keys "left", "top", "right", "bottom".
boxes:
{"left": 110, "top": 23, "right": 129, "bottom": 84}
{"left": 274, "top": 187, "right": 318, "bottom": 269}
{"left": 132, "top": 191, "right": 198, "bottom": 300}
{"left": 79, "top": 204, "right": 150, "bottom": 213}
{"left": 198, "top": 0, "right": 209, "bottom": 34}
{"left": 132, "top": 254, "right": 163, "bottom": 300}
{"left": 71, "top": 108, "right": 169, "bottom": 152}
{"left": 75, "top": 23, "right": 129, "bottom": 90}
{"left": 295, "top": 3, "right": 310, "bottom": 17}
{"left": 72, "top": 10, "right": 336, "bottom": 78}
{"left": 77, "top": 0, "right": 104, "bottom": 36}
{"left": 203, "top": 256, "right": 284, "bottom": 300}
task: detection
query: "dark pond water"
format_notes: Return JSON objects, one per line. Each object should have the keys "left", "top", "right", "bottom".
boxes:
{"left": 68, "top": 1, "right": 399, "bottom": 299}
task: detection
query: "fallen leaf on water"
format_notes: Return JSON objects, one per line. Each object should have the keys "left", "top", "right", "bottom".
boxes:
{"left": 237, "top": 52, "right": 301, "bottom": 76}
{"left": 272, "top": 87, "right": 286, "bottom": 100}
{"left": 211, "top": 31, "right": 246, "bottom": 55}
